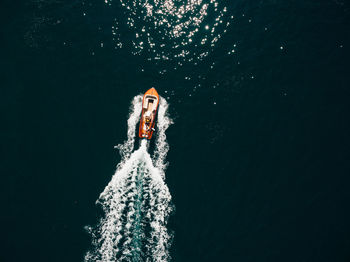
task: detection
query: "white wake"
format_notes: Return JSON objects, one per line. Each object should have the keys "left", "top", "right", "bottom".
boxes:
{"left": 85, "top": 95, "right": 174, "bottom": 262}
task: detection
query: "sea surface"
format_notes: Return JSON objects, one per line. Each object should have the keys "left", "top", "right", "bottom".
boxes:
{"left": 1, "top": 0, "right": 350, "bottom": 261}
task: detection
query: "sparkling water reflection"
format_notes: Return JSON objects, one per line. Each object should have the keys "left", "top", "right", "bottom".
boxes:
{"left": 107, "top": 0, "right": 231, "bottom": 65}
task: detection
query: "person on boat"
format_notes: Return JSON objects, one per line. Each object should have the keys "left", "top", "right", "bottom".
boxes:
{"left": 142, "top": 110, "right": 151, "bottom": 133}
{"left": 144, "top": 111, "right": 152, "bottom": 124}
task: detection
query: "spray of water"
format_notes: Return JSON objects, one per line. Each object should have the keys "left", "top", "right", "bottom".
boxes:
{"left": 85, "top": 95, "right": 173, "bottom": 262}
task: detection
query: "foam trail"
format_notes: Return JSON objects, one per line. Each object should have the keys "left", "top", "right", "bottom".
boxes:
{"left": 85, "top": 96, "right": 173, "bottom": 262}
{"left": 115, "top": 95, "right": 143, "bottom": 161}
{"left": 152, "top": 97, "right": 173, "bottom": 179}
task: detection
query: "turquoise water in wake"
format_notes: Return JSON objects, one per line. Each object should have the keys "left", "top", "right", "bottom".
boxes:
{"left": 1, "top": 0, "right": 350, "bottom": 261}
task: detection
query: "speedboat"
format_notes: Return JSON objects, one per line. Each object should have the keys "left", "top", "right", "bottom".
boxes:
{"left": 139, "top": 88, "right": 159, "bottom": 139}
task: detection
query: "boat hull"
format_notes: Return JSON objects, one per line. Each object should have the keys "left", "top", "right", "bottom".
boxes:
{"left": 139, "top": 88, "right": 159, "bottom": 139}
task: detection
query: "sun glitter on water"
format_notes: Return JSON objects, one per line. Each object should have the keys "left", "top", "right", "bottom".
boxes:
{"left": 107, "top": 0, "right": 231, "bottom": 66}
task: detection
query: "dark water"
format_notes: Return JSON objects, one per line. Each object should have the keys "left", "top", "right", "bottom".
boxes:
{"left": 1, "top": 0, "right": 350, "bottom": 261}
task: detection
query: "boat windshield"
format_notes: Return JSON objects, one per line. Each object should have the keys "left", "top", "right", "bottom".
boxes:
{"left": 147, "top": 101, "right": 153, "bottom": 111}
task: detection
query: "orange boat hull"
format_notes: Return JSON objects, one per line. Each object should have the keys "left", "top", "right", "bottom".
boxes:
{"left": 139, "top": 88, "right": 159, "bottom": 139}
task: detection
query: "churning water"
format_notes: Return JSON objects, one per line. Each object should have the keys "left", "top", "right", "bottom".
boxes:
{"left": 85, "top": 96, "right": 174, "bottom": 262}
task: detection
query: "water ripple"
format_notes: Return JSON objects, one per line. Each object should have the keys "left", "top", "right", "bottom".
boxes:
{"left": 107, "top": 0, "right": 231, "bottom": 65}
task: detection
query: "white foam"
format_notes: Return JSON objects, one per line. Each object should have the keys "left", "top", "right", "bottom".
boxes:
{"left": 152, "top": 97, "right": 173, "bottom": 179}
{"left": 85, "top": 95, "right": 173, "bottom": 262}
{"left": 115, "top": 95, "right": 143, "bottom": 161}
